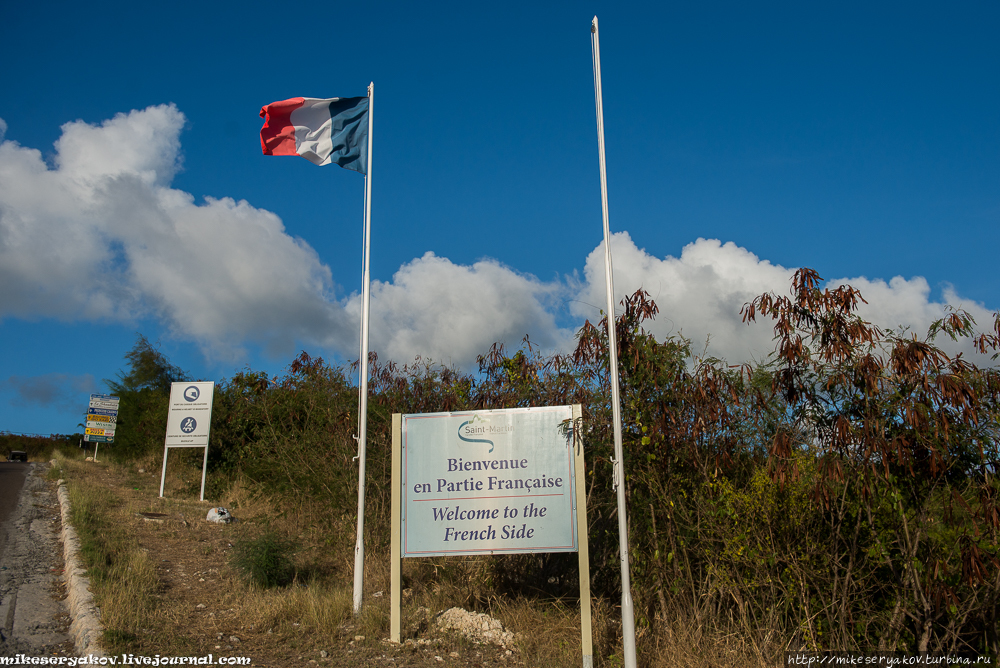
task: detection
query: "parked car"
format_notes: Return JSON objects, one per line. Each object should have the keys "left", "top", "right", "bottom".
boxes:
{"left": 6, "top": 451, "right": 27, "bottom": 462}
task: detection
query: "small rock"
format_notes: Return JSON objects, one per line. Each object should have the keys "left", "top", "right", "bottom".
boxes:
{"left": 319, "top": 651, "right": 328, "bottom": 658}
{"left": 229, "top": 636, "right": 240, "bottom": 644}
{"left": 450, "top": 652, "right": 459, "bottom": 658}
{"left": 354, "top": 635, "right": 365, "bottom": 641}
{"left": 196, "top": 604, "right": 206, "bottom": 609}
{"left": 435, "top": 657, "right": 444, "bottom": 663}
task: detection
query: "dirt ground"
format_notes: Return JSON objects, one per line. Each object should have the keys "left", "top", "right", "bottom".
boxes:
{"left": 70, "top": 460, "right": 529, "bottom": 668}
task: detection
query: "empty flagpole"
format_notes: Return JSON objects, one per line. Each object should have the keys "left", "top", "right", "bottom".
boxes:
{"left": 591, "top": 17, "right": 637, "bottom": 668}
{"left": 353, "top": 81, "right": 375, "bottom": 615}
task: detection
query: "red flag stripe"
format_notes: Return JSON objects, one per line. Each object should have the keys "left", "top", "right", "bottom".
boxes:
{"left": 259, "top": 97, "right": 306, "bottom": 156}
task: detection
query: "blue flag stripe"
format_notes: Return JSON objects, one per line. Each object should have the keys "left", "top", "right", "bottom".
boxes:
{"left": 327, "top": 96, "right": 369, "bottom": 175}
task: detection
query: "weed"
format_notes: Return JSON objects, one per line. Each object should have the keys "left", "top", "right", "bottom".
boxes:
{"left": 230, "top": 530, "right": 297, "bottom": 588}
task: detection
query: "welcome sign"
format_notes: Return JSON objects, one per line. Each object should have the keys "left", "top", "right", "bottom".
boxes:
{"left": 401, "top": 405, "right": 578, "bottom": 557}
{"left": 389, "top": 405, "right": 591, "bottom": 656}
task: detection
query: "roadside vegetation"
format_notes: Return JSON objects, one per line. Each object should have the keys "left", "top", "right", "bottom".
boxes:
{"left": 32, "top": 269, "right": 1000, "bottom": 665}
{"left": 0, "top": 432, "right": 81, "bottom": 461}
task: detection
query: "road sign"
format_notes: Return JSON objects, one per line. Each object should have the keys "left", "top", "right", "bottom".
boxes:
{"left": 160, "top": 381, "right": 216, "bottom": 502}
{"left": 83, "top": 395, "right": 119, "bottom": 445}
{"left": 86, "top": 414, "right": 116, "bottom": 423}
{"left": 89, "top": 394, "right": 119, "bottom": 410}
{"left": 164, "top": 382, "right": 214, "bottom": 447}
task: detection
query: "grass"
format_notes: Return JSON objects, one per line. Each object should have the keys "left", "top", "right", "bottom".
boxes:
{"left": 55, "top": 450, "right": 779, "bottom": 667}
{"left": 59, "top": 455, "right": 162, "bottom": 650}
{"left": 230, "top": 529, "right": 298, "bottom": 588}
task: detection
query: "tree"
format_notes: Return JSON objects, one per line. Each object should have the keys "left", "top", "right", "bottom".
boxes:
{"left": 105, "top": 334, "right": 189, "bottom": 395}
{"left": 103, "top": 334, "right": 190, "bottom": 456}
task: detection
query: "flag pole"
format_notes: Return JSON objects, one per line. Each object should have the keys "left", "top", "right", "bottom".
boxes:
{"left": 591, "top": 17, "right": 637, "bottom": 668}
{"left": 353, "top": 81, "right": 375, "bottom": 615}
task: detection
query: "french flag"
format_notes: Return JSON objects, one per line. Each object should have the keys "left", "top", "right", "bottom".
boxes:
{"left": 259, "top": 96, "right": 369, "bottom": 173}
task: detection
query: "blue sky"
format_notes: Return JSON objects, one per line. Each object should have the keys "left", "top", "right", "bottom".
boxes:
{"left": 1, "top": 1, "right": 998, "bottom": 435}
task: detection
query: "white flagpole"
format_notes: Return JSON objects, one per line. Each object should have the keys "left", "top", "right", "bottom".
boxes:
{"left": 591, "top": 17, "right": 637, "bottom": 668}
{"left": 353, "top": 81, "right": 375, "bottom": 615}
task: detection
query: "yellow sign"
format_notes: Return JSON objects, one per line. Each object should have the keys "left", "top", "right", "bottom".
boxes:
{"left": 85, "top": 427, "right": 110, "bottom": 436}
{"left": 87, "top": 414, "right": 113, "bottom": 423}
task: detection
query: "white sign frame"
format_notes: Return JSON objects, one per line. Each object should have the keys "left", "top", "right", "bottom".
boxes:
{"left": 159, "top": 381, "right": 215, "bottom": 501}
{"left": 389, "top": 405, "right": 592, "bottom": 667}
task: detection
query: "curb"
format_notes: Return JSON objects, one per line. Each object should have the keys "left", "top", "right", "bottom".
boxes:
{"left": 53, "top": 465, "right": 105, "bottom": 657}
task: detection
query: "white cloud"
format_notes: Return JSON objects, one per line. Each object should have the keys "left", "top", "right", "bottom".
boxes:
{"left": 571, "top": 234, "right": 794, "bottom": 362}
{"left": 0, "top": 107, "right": 994, "bottom": 372}
{"left": 0, "top": 106, "right": 572, "bottom": 368}
{"left": 348, "top": 252, "right": 575, "bottom": 371}
{"left": 0, "top": 106, "right": 350, "bottom": 360}
{"left": 828, "top": 276, "right": 997, "bottom": 360}
{"left": 54, "top": 105, "right": 183, "bottom": 187}
{"left": 572, "top": 233, "right": 997, "bottom": 364}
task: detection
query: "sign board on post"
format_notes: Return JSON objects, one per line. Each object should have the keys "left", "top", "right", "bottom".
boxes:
{"left": 401, "top": 406, "right": 578, "bottom": 556}
{"left": 159, "top": 381, "right": 215, "bottom": 501}
{"left": 390, "top": 405, "right": 592, "bottom": 666}
{"left": 84, "top": 394, "right": 119, "bottom": 458}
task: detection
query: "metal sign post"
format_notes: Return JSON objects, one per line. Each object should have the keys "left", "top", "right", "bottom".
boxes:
{"left": 159, "top": 381, "right": 215, "bottom": 501}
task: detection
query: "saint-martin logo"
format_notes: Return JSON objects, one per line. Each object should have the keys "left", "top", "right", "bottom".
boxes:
{"left": 457, "top": 414, "right": 494, "bottom": 453}
{"left": 456, "top": 414, "right": 513, "bottom": 453}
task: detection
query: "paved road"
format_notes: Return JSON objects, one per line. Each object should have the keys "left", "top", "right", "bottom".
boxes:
{"left": 0, "top": 462, "right": 73, "bottom": 656}
{"left": 0, "top": 464, "right": 30, "bottom": 562}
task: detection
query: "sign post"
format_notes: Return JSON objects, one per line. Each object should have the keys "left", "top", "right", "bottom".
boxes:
{"left": 84, "top": 394, "right": 119, "bottom": 462}
{"left": 390, "top": 405, "right": 592, "bottom": 667}
{"left": 159, "top": 381, "right": 215, "bottom": 501}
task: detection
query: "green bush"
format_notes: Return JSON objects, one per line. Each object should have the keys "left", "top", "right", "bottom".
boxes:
{"left": 230, "top": 530, "right": 297, "bottom": 588}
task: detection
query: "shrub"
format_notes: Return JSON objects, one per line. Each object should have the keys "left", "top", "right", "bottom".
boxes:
{"left": 230, "top": 530, "right": 297, "bottom": 588}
